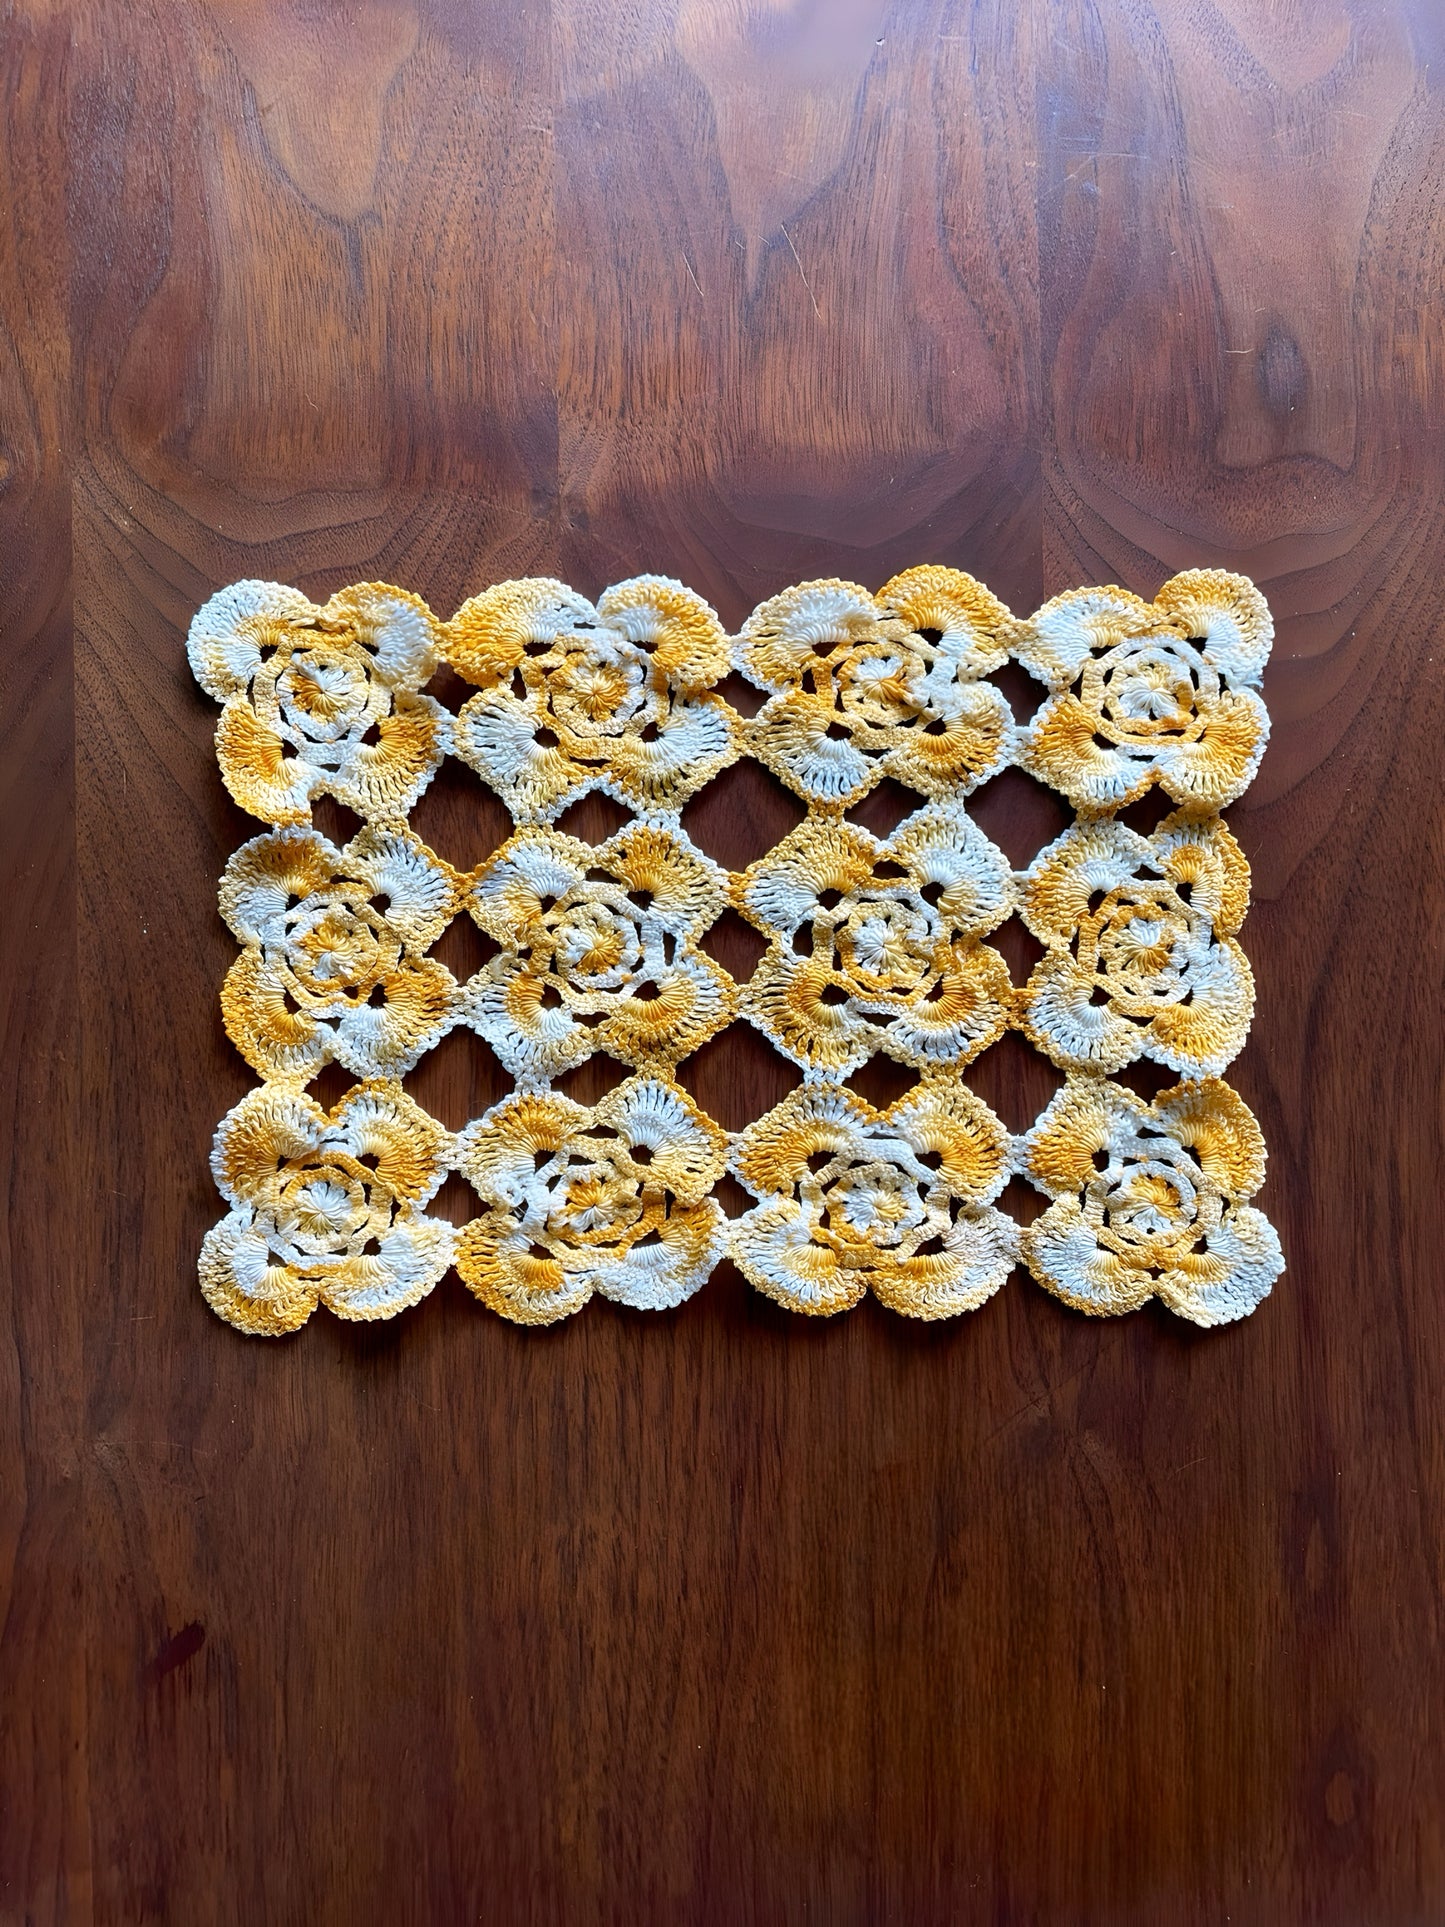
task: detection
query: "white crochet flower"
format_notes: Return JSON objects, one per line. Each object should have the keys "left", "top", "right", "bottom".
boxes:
{"left": 201, "top": 1082, "right": 455, "bottom": 1334}
{"left": 735, "top": 804, "right": 1014, "bottom": 1074}
{"left": 218, "top": 825, "right": 460, "bottom": 1080}
{"left": 732, "top": 1082, "right": 1017, "bottom": 1318}
{"left": 739, "top": 567, "right": 1017, "bottom": 809}
{"left": 188, "top": 580, "right": 451, "bottom": 825}
{"left": 462, "top": 821, "right": 735, "bottom": 1080}
{"left": 1020, "top": 1075, "right": 1283, "bottom": 1325}
{"left": 1015, "top": 571, "right": 1272, "bottom": 812}
{"left": 445, "top": 575, "right": 738, "bottom": 820}
{"left": 455, "top": 1076, "right": 729, "bottom": 1322}
{"left": 1018, "top": 813, "right": 1254, "bottom": 1076}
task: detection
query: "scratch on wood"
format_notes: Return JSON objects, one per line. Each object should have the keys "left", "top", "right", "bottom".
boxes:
{"left": 779, "top": 223, "right": 821, "bottom": 320}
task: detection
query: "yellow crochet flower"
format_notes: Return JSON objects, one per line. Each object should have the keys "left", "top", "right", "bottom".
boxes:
{"left": 464, "top": 821, "right": 735, "bottom": 1079}
{"left": 735, "top": 805, "right": 1014, "bottom": 1074}
{"left": 218, "top": 825, "right": 461, "bottom": 1081}
{"left": 1020, "top": 1075, "right": 1283, "bottom": 1324}
{"left": 739, "top": 566, "right": 1016, "bottom": 810}
{"left": 455, "top": 1076, "right": 730, "bottom": 1322}
{"left": 1015, "top": 570, "right": 1272, "bottom": 812}
{"left": 188, "top": 580, "right": 450, "bottom": 825}
{"left": 731, "top": 1082, "right": 1017, "bottom": 1318}
{"left": 445, "top": 576, "right": 739, "bottom": 820}
{"left": 1018, "top": 812, "right": 1254, "bottom": 1077}
{"left": 201, "top": 1081, "right": 455, "bottom": 1335}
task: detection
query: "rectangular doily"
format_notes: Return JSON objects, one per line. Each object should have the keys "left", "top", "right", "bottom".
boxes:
{"left": 189, "top": 567, "right": 1283, "bottom": 1333}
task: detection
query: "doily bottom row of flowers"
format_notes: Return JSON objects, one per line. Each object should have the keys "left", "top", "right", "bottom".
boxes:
{"left": 201, "top": 1069, "right": 1282, "bottom": 1335}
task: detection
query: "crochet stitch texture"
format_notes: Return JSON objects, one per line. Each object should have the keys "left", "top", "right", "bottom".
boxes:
{"left": 191, "top": 567, "right": 1283, "bottom": 1334}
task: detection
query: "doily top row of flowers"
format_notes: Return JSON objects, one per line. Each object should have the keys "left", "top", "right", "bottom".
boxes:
{"left": 188, "top": 567, "right": 1273, "bottom": 824}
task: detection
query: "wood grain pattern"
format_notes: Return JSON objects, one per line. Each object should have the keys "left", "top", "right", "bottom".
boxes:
{"left": 0, "top": 10, "right": 86, "bottom": 1924}
{"left": 2, "top": 0, "right": 1442, "bottom": 1918}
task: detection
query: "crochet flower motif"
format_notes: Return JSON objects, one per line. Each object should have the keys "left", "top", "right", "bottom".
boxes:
{"left": 1020, "top": 1076, "right": 1283, "bottom": 1325}
{"left": 463, "top": 822, "right": 734, "bottom": 1080}
{"left": 455, "top": 1076, "right": 730, "bottom": 1322}
{"left": 444, "top": 575, "right": 739, "bottom": 821}
{"left": 738, "top": 566, "right": 1016, "bottom": 810}
{"left": 1018, "top": 813, "right": 1255, "bottom": 1077}
{"left": 201, "top": 1081, "right": 455, "bottom": 1335}
{"left": 218, "top": 825, "right": 461, "bottom": 1081}
{"left": 735, "top": 806, "right": 1013, "bottom": 1074}
{"left": 1015, "top": 570, "right": 1272, "bottom": 812}
{"left": 732, "top": 1083, "right": 1017, "bottom": 1318}
{"left": 188, "top": 580, "right": 451, "bottom": 825}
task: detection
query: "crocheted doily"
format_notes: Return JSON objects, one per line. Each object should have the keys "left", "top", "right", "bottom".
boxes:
{"left": 190, "top": 567, "right": 1283, "bottom": 1334}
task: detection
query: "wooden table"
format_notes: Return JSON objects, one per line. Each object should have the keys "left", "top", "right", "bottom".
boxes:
{"left": 4, "top": 3, "right": 1441, "bottom": 1920}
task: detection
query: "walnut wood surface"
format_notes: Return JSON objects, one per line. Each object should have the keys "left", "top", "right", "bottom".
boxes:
{"left": 3, "top": 1, "right": 1443, "bottom": 1920}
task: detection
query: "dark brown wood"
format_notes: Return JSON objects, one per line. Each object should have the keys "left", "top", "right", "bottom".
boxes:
{"left": 2, "top": 0, "right": 1442, "bottom": 1918}
{"left": 0, "top": 8, "right": 87, "bottom": 1924}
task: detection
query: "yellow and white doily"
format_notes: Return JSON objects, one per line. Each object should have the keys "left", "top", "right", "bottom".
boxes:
{"left": 190, "top": 568, "right": 1282, "bottom": 1332}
